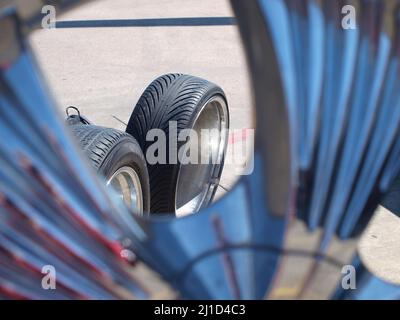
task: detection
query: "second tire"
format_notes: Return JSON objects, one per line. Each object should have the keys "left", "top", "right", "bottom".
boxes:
{"left": 71, "top": 125, "right": 150, "bottom": 215}
{"left": 126, "top": 74, "right": 229, "bottom": 215}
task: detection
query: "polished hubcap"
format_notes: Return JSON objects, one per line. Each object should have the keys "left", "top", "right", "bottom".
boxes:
{"left": 175, "top": 95, "right": 229, "bottom": 216}
{"left": 107, "top": 166, "right": 143, "bottom": 215}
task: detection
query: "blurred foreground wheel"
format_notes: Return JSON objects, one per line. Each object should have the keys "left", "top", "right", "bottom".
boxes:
{"left": 127, "top": 74, "right": 229, "bottom": 215}
{"left": 71, "top": 125, "right": 150, "bottom": 215}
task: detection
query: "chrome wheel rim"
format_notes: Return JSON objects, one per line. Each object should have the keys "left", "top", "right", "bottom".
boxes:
{"left": 107, "top": 166, "right": 143, "bottom": 215}
{"left": 175, "top": 95, "right": 229, "bottom": 216}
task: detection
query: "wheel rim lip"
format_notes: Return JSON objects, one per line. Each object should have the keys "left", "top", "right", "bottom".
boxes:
{"left": 175, "top": 95, "right": 229, "bottom": 216}
{"left": 106, "top": 166, "right": 144, "bottom": 216}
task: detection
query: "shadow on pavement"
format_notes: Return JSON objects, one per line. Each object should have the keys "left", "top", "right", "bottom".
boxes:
{"left": 381, "top": 177, "right": 400, "bottom": 217}
{"left": 56, "top": 17, "right": 236, "bottom": 28}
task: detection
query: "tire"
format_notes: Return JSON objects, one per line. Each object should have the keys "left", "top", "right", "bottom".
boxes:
{"left": 70, "top": 125, "right": 150, "bottom": 215}
{"left": 126, "top": 73, "right": 229, "bottom": 215}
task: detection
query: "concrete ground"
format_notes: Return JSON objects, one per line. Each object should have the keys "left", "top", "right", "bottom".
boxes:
{"left": 30, "top": 0, "right": 251, "bottom": 196}
{"left": 29, "top": 0, "right": 400, "bottom": 294}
